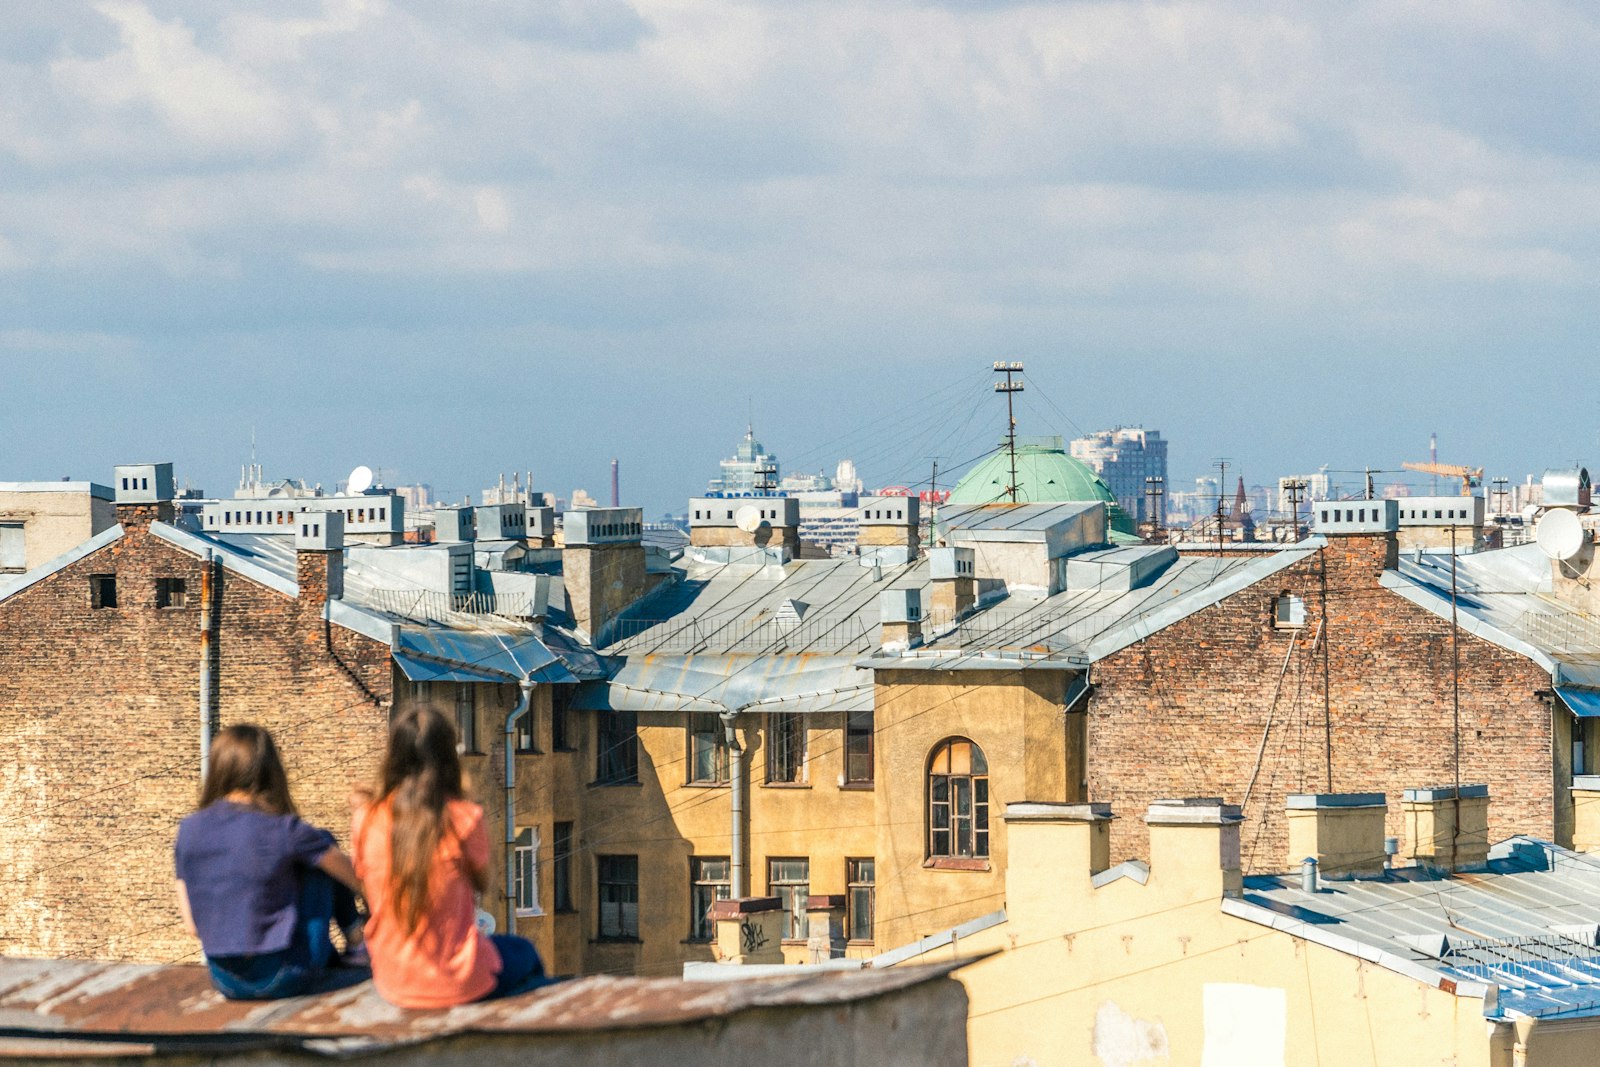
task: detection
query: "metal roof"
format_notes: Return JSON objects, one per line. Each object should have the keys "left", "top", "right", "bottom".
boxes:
{"left": 1233, "top": 838, "right": 1600, "bottom": 1020}
{"left": 571, "top": 654, "right": 873, "bottom": 715}
{"left": 0, "top": 956, "right": 965, "bottom": 1058}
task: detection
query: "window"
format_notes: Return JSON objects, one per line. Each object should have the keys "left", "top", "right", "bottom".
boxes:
{"left": 513, "top": 827, "right": 541, "bottom": 916}
{"left": 89, "top": 574, "right": 117, "bottom": 609}
{"left": 688, "top": 712, "right": 729, "bottom": 784}
{"left": 598, "top": 855, "right": 639, "bottom": 939}
{"left": 0, "top": 523, "right": 23, "bottom": 573}
{"left": 767, "top": 711, "right": 805, "bottom": 784}
{"left": 845, "top": 710, "right": 874, "bottom": 784}
{"left": 154, "top": 577, "right": 186, "bottom": 609}
{"left": 1273, "top": 593, "right": 1306, "bottom": 629}
{"left": 928, "top": 738, "right": 990, "bottom": 860}
{"left": 553, "top": 822, "right": 574, "bottom": 912}
{"left": 768, "top": 858, "right": 810, "bottom": 940}
{"left": 596, "top": 711, "right": 638, "bottom": 784}
{"left": 551, "top": 685, "right": 575, "bottom": 751}
{"left": 847, "top": 858, "right": 875, "bottom": 942}
{"left": 514, "top": 701, "right": 537, "bottom": 753}
{"left": 689, "top": 857, "right": 731, "bottom": 941}
{"left": 455, "top": 684, "right": 477, "bottom": 752}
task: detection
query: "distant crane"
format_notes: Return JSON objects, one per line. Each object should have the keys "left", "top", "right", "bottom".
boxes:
{"left": 1402, "top": 461, "right": 1483, "bottom": 496}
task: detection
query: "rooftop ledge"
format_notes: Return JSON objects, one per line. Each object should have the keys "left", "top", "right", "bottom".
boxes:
{"left": 0, "top": 956, "right": 966, "bottom": 1062}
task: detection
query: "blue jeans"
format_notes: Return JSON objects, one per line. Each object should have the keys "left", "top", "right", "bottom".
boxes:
{"left": 482, "top": 934, "right": 545, "bottom": 999}
{"left": 207, "top": 871, "right": 361, "bottom": 1000}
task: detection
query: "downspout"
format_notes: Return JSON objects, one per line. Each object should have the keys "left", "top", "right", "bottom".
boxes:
{"left": 721, "top": 709, "right": 745, "bottom": 897}
{"left": 504, "top": 676, "right": 534, "bottom": 934}
{"left": 199, "top": 549, "right": 216, "bottom": 783}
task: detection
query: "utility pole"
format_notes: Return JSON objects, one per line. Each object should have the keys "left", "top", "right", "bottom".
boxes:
{"left": 1213, "top": 458, "right": 1231, "bottom": 555}
{"left": 1144, "top": 476, "right": 1165, "bottom": 544}
{"left": 1492, "top": 476, "right": 1509, "bottom": 519}
{"left": 1364, "top": 467, "right": 1375, "bottom": 501}
{"left": 993, "top": 361, "right": 1025, "bottom": 503}
{"left": 1284, "top": 479, "right": 1308, "bottom": 543}
{"left": 928, "top": 458, "right": 940, "bottom": 547}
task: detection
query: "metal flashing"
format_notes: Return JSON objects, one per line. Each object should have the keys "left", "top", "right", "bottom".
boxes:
{"left": 1091, "top": 860, "right": 1151, "bottom": 889}
{"left": 869, "top": 910, "right": 1008, "bottom": 969}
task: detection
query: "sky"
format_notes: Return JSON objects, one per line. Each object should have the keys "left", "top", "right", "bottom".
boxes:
{"left": 4, "top": 0, "right": 1599, "bottom": 514}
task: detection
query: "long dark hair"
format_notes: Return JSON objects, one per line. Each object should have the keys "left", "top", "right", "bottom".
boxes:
{"left": 375, "top": 707, "right": 466, "bottom": 933}
{"left": 199, "top": 724, "right": 297, "bottom": 816}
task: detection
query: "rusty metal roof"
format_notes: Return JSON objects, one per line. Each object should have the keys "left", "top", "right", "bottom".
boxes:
{"left": 0, "top": 957, "right": 963, "bottom": 1058}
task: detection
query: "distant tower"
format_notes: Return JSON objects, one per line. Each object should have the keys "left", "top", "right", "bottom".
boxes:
{"left": 610, "top": 459, "right": 620, "bottom": 508}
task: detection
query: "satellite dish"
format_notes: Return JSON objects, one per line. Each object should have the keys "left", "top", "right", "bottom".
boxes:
{"left": 347, "top": 465, "right": 374, "bottom": 496}
{"left": 1536, "top": 508, "right": 1586, "bottom": 561}
{"left": 735, "top": 505, "right": 768, "bottom": 534}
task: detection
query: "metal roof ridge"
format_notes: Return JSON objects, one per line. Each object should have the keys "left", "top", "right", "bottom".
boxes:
{"left": 1378, "top": 571, "right": 1556, "bottom": 676}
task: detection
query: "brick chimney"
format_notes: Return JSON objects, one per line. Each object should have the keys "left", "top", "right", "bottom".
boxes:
{"left": 526, "top": 505, "right": 556, "bottom": 549}
{"left": 927, "top": 546, "right": 976, "bottom": 620}
{"left": 1402, "top": 784, "right": 1489, "bottom": 869}
{"left": 879, "top": 588, "right": 923, "bottom": 650}
{"left": 1144, "top": 798, "right": 1243, "bottom": 900}
{"left": 688, "top": 496, "right": 800, "bottom": 559}
{"left": 296, "top": 511, "right": 344, "bottom": 605}
{"left": 858, "top": 495, "right": 920, "bottom": 564}
{"left": 112, "top": 462, "right": 175, "bottom": 532}
{"left": 1285, "top": 792, "right": 1387, "bottom": 877}
{"left": 1310, "top": 498, "right": 1399, "bottom": 580}
{"left": 709, "top": 897, "right": 786, "bottom": 965}
{"left": 563, "top": 506, "right": 646, "bottom": 643}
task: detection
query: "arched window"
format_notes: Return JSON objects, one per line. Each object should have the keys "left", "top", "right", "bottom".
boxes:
{"left": 928, "top": 738, "right": 989, "bottom": 859}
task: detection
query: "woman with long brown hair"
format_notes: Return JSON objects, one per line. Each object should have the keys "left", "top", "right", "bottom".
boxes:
{"left": 174, "top": 724, "right": 366, "bottom": 999}
{"left": 352, "top": 707, "right": 543, "bottom": 1007}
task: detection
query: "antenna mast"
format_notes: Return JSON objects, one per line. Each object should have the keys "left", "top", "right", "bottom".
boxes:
{"left": 1144, "top": 476, "right": 1165, "bottom": 544}
{"left": 993, "top": 361, "right": 1025, "bottom": 503}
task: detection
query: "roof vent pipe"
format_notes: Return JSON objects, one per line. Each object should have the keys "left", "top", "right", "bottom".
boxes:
{"left": 1301, "top": 856, "right": 1318, "bottom": 893}
{"left": 871, "top": 560, "right": 882, "bottom": 582}
{"left": 1384, "top": 836, "right": 1400, "bottom": 870}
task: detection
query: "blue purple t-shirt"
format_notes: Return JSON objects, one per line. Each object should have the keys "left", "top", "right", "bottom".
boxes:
{"left": 174, "top": 802, "right": 335, "bottom": 958}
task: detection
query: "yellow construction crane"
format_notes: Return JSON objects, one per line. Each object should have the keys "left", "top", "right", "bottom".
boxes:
{"left": 1402, "top": 461, "right": 1483, "bottom": 496}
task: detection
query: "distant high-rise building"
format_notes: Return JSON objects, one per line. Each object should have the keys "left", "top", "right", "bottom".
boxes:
{"left": 834, "top": 459, "right": 864, "bottom": 495}
{"left": 395, "top": 484, "right": 433, "bottom": 511}
{"left": 1069, "top": 427, "right": 1168, "bottom": 525}
{"left": 571, "top": 488, "right": 599, "bottom": 509}
{"left": 1276, "top": 473, "right": 1331, "bottom": 519}
{"left": 708, "top": 425, "right": 781, "bottom": 495}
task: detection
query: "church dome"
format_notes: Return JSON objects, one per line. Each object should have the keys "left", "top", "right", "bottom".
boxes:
{"left": 947, "top": 437, "right": 1135, "bottom": 534}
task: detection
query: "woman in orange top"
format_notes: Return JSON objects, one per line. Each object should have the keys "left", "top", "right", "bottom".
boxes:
{"left": 352, "top": 707, "right": 544, "bottom": 1008}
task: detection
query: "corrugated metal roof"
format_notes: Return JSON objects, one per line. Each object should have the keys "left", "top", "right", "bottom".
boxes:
{"left": 572, "top": 654, "right": 872, "bottom": 714}
{"left": 0, "top": 956, "right": 965, "bottom": 1057}
{"left": 1235, "top": 838, "right": 1600, "bottom": 1020}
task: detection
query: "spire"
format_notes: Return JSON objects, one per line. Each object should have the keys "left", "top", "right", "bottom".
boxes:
{"left": 1231, "top": 477, "right": 1249, "bottom": 521}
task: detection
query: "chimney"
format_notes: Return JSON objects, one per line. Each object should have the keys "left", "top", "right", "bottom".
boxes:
{"left": 563, "top": 506, "right": 646, "bottom": 643}
{"left": 927, "top": 546, "right": 976, "bottom": 621}
{"left": 433, "top": 506, "right": 476, "bottom": 543}
{"left": 709, "top": 897, "right": 786, "bottom": 966}
{"left": 296, "top": 511, "right": 344, "bottom": 604}
{"left": 1402, "top": 784, "right": 1489, "bottom": 870}
{"left": 1285, "top": 792, "right": 1387, "bottom": 878}
{"left": 112, "top": 462, "right": 175, "bottom": 531}
{"left": 610, "top": 458, "right": 620, "bottom": 509}
{"left": 1309, "top": 498, "right": 1399, "bottom": 576}
{"left": 1144, "top": 798, "right": 1243, "bottom": 900}
{"left": 688, "top": 496, "right": 800, "bottom": 561}
{"left": 1003, "top": 802, "right": 1111, "bottom": 934}
{"left": 858, "top": 495, "right": 920, "bottom": 564}
{"left": 879, "top": 588, "right": 922, "bottom": 650}
{"left": 804, "top": 895, "right": 846, "bottom": 963}
{"left": 526, "top": 505, "right": 556, "bottom": 549}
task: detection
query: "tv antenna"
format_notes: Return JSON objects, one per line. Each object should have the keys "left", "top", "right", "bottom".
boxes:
{"left": 993, "top": 361, "right": 1024, "bottom": 502}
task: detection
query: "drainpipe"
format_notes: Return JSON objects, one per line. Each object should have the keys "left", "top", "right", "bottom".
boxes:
{"left": 721, "top": 709, "right": 745, "bottom": 897}
{"left": 504, "top": 676, "right": 534, "bottom": 934}
{"left": 199, "top": 549, "right": 216, "bottom": 783}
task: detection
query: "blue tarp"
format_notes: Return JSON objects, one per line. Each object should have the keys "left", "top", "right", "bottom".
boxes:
{"left": 1558, "top": 687, "right": 1600, "bottom": 718}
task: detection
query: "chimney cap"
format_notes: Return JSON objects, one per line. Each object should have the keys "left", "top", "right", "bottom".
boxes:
{"left": 1403, "top": 784, "right": 1489, "bottom": 803}
{"left": 113, "top": 462, "right": 175, "bottom": 504}
{"left": 1145, "top": 797, "right": 1242, "bottom": 826}
{"left": 1287, "top": 792, "right": 1387, "bottom": 810}
{"left": 1004, "top": 801, "right": 1112, "bottom": 823}
{"left": 296, "top": 510, "right": 344, "bottom": 552}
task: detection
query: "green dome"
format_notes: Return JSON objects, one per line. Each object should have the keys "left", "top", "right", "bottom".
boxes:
{"left": 948, "top": 437, "right": 1136, "bottom": 535}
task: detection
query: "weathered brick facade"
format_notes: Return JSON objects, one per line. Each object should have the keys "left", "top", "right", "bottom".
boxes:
{"left": 0, "top": 504, "right": 393, "bottom": 962}
{"left": 1088, "top": 532, "right": 1558, "bottom": 871}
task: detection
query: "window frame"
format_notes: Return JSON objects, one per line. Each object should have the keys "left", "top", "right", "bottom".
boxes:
{"left": 455, "top": 683, "right": 478, "bottom": 753}
{"left": 595, "top": 711, "right": 639, "bottom": 785}
{"left": 766, "top": 710, "right": 806, "bottom": 784}
{"left": 846, "top": 857, "right": 875, "bottom": 943}
{"left": 551, "top": 685, "right": 576, "bottom": 751}
{"left": 687, "top": 712, "right": 730, "bottom": 785}
{"left": 1273, "top": 592, "right": 1306, "bottom": 630}
{"left": 0, "top": 522, "right": 24, "bottom": 573}
{"left": 514, "top": 685, "right": 539, "bottom": 754}
{"left": 688, "top": 856, "right": 732, "bottom": 941}
{"left": 513, "top": 827, "right": 543, "bottom": 917}
{"left": 927, "top": 737, "right": 990, "bottom": 861}
{"left": 844, "top": 710, "right": 874, "bottom": 786}
{"left": 767, "top": 857, "right": 810, "bottom": 941}
{"left": 154, "top": 577, "right": 187, "bottom": 609}
{"left": 89, "top": 574, "right": 118, "bottom": 610}
{"left": 597, "top": 854, "right": 640, "bottom": 941}
{"left": 553, "top": 821, "right": 575, "bottom": 913}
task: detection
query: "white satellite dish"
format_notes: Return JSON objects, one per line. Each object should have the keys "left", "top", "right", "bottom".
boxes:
{"left": 346, "top": 465, "right": 374, "bottom": 496}
{"left": 735, "top": 505, "right": 768, "bottom": 534}
{"left": 1536, "top": 508, "right": 1586, "bottom": 561}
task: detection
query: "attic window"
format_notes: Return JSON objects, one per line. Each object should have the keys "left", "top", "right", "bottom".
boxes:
{"left": 1274, "top": 593, "right": 1305, "bottom": 629}
{"left": 90, "top": 574, "right": 117, "bottom": 609}
{"left": 155, "top": 577, "right": 186, "bottom": 609}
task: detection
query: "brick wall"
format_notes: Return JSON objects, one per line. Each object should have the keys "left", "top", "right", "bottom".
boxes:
{"left": 0, "top": 507, "right": 393, "bottom": 962}
{"left": 1088, "top": 532, "right": 1556, "bottom": 872}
